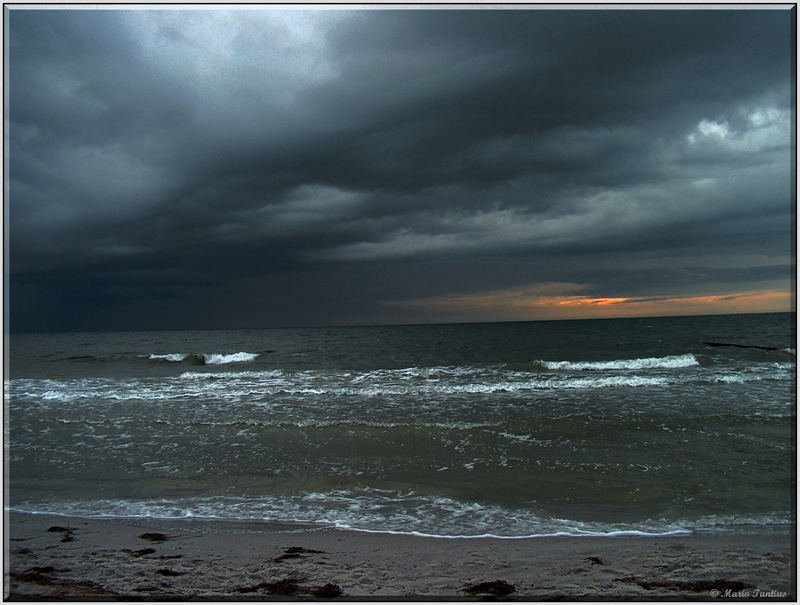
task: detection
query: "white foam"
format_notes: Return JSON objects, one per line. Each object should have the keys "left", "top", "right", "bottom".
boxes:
{"left": 148, "top": 353, "right": 189, "bottom": 362}
{"left": 535, "top": 353, "right": 699, "bottom": 371}
{"left": 147, "top": 352, "right": 260, "bottom": 364}
{"left": 555, "top": 376, "right": 671, "bottom": 388}
{"left": 11, "top": 493, "right": 787, "bottom": 539}
{"left": 203, "top": 352, "right": 260, "bottom": 365}
{"left": 702, "top": 366, "right": 795, "bottom": 384}
{"left": 417, "top": 375, "right": 671, "bottom": 393}
{"left": 333, "top": 525, "right": 692, "bottom": 539}
{"left": 179, "top": 369, "right": 283, "bottom": 380}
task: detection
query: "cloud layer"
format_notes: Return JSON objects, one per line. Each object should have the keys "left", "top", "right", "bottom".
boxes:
{"left": 6, "top": 7, "right": 795, "bottom": 331}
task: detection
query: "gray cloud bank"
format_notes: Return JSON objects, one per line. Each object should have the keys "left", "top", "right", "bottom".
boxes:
{"left": 6, "top": 7, "right": 795, "bottom": 331}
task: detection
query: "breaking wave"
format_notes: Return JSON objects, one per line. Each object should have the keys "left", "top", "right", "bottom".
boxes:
{"left": 148, "top": 353, "right": 191, "bottom": 362}
{"left": 533, "top": 353, "right": 700, "bottom": 371}
{"left": 148, "top": 352, "right": 260, "bottom": 365}
{"left": 204, "top": 352, "right": 260, "bottom": 365}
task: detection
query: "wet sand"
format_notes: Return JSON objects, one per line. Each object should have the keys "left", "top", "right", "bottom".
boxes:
{"left": 4, "top": 512, "right": 795, "bottom": 600}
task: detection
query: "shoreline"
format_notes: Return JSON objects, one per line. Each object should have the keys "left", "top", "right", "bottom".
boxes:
{"left": 5, "top": 512, "right": 796, "bottom": 600}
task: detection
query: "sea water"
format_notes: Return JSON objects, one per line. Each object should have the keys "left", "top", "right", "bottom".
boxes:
{"left": 5, "top": 313, "right": 795, "bottom": 538}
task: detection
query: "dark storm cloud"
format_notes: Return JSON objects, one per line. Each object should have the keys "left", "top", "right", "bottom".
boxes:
{"left": 6, "top": 7, "right": 795, "bottom": 331}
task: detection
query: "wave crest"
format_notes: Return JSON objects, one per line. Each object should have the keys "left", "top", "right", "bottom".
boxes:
{"left": 148, "top": 352, "right": 260, "bottom": 365}
{"left": 533, "top": 353, "right": 699, "bottom": 371}
{"left": 204, "top": 352, "right": 260, "bottom": 365}
{"left": 148, "top": 353, "right": 190, "bottom": 362}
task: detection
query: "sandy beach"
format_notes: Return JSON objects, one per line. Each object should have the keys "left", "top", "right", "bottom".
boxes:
{"left": 4, "top": 512, "right": 795, "bottom": 600}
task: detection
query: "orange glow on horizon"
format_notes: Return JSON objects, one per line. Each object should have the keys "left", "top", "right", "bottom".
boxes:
{"left": 558, "top": 297, "right": 631, "bottom": 306}
{"left": 384, "top": 284, "right": 794, "bottom": 323}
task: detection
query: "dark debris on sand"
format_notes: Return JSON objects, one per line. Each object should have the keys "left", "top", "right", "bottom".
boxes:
{"left": 310, "top": 583, "right": 344, "bottom": 598}
{"left": 274, "top": 545, "right": 327, "bottom": 562}
{"left": 121, "top": 548, "right": 157, "bottom": 557}
{"left": 236, "top": 576, "right": 343, "bottom": 598}
{"left": 285, "top": 546, "right": 325, "bottom": 554}
{"left": 138, "top": 532, "right": 172, "bottom": 542}
{"left": 8, "top": 566, "right": 121, "bottom": 600}
{"left": 615, "top": 576, "right": 755, "bottom": 593}
{"left": 462, "top": 579, "right": 517, "bottom": 597}
{"left": 46, "top": 526, "right": 77, "bottom": 543}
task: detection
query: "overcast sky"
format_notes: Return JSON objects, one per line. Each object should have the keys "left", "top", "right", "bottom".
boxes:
{"left": 6, "top": 6, "right": 796, "bottom": 332}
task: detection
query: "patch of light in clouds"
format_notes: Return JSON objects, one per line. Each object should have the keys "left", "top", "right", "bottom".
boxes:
{"left": 686, "top": 106, "right": 790, "bottom": 152}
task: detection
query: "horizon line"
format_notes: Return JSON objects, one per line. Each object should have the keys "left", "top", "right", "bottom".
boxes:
{"left": 5, "top": 308, "right": 795, "bottom": 336}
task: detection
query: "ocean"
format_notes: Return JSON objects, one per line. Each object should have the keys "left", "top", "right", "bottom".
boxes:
{"left": 5, "top": 312, "right": 796, "bottom": 538}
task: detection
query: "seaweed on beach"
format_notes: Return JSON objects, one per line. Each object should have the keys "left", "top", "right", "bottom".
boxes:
{"left": 462, "top": 580, "right": 516, "bottom": 597}
{"left": 274, "top": 545, "right": 326, "bottom": 562}
{"left": 615, "top": 576, "right": 755, "bottom": 593}
{"left": 235, "top": 577, "right": 343, "bottom": 598}
{"left": 138, "top": 532, "right": 172, "bottom": 542}
{"left": 8, "top": 567, "right": 120, "bottom": 599}
{"left": 285, "top": 546, "right": 325, "bottom": 554}
{"left": 46, "top": 526, "right": 77, "bottom": 542}
{"left": 121, "top": 548, "right": 157, "bottom": 557}
{"left": 236, "top": 577, "right": 304, "bottom": 595}
{"left": 15, "top": 566, "right": 71, "bottom": 578}
{"left": 311, "top": 583, "right": 344, "bottom": 598}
